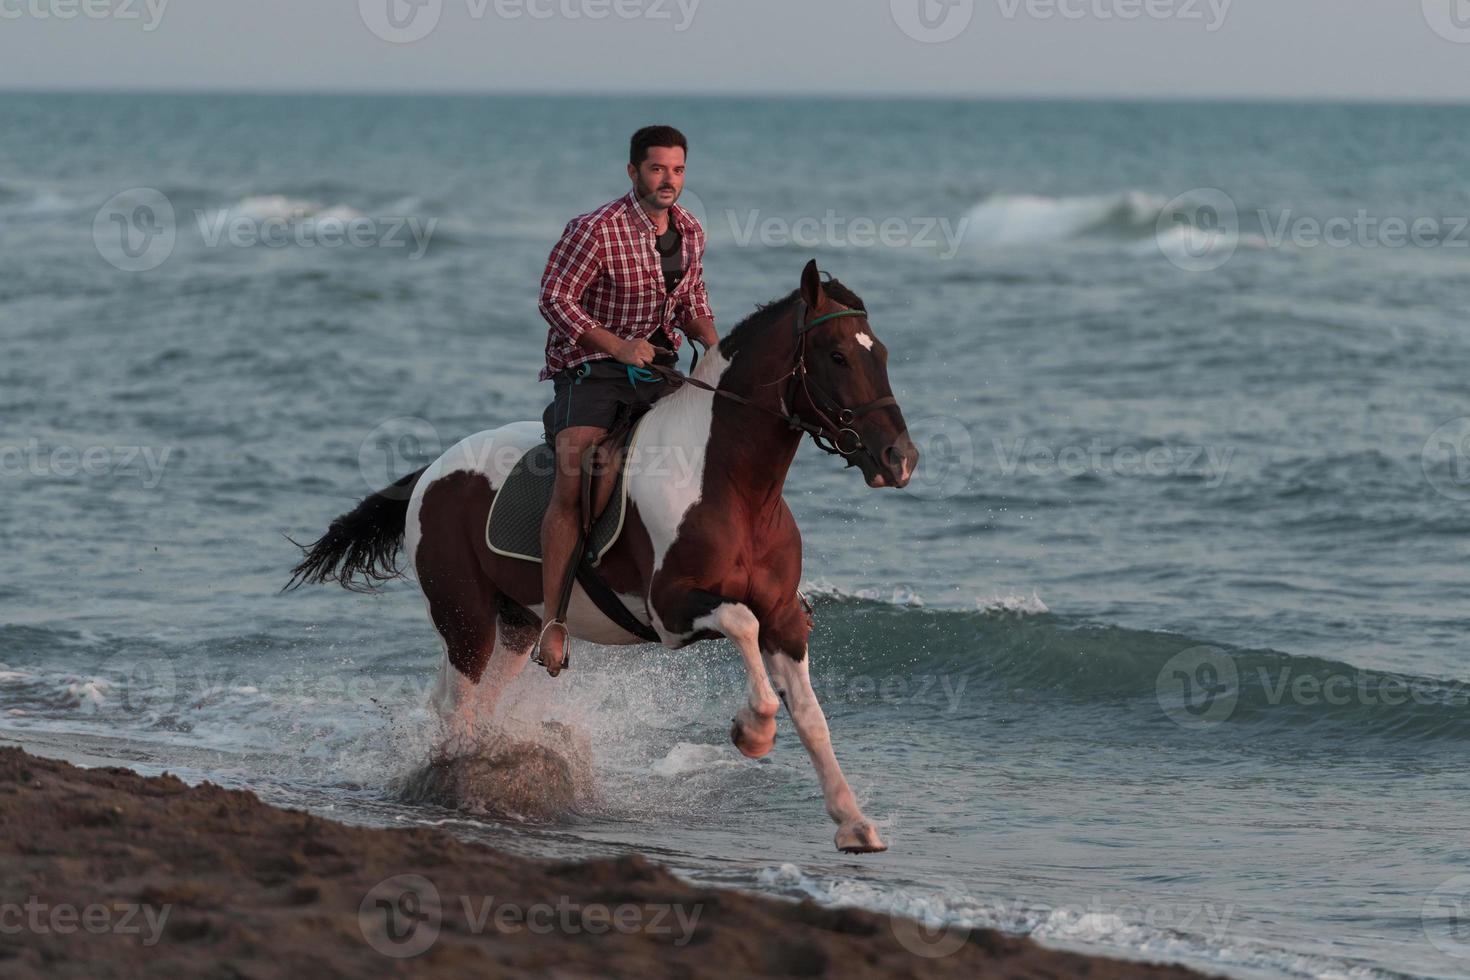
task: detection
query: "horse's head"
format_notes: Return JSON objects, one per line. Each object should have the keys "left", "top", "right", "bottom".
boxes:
{"left": 790, "top": 260, "right": 919, "bottom": 489}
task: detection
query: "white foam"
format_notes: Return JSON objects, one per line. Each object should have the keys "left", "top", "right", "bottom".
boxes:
{"left": 962, "top": 191, "right": 1166, "bottom": 246}
{"left": 649, "top": 741, "right": 746, "bottom": 778}
{"left": 977, "top": 590, "right": 1050, "bottom": 616}
{"left": 802, "top": 579, "right": 925, "bottom": 608}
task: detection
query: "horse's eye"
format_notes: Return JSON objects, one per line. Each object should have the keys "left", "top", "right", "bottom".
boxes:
{"left": 830, "top": 351, "right": 848, "bottom": 367}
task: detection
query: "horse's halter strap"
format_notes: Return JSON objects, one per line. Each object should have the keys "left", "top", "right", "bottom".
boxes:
{"left": 782, "top": 299, "right": 900, "bottom": 461}
{"left": 649, "top": 298, "right": 899, "bottom": 468}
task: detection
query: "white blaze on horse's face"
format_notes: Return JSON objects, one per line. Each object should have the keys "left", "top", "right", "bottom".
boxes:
{"left": 854, "top": 332, "right": 874, "bottom": 351}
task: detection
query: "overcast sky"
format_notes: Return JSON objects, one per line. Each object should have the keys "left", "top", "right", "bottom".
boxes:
{"left": 2, "top": 0, "right": 1469, "bottom": 101}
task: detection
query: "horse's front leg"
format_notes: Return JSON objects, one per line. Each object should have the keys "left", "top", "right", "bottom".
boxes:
{"left": 763, "top": 647, "right": 888, "bottom": 854}
{"left": 661, "top": 591, "right": 781, "bottom": 757}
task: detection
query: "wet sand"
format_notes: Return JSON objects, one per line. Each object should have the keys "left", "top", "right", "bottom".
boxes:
{"left": 0, "top": 747, "right": 1214, "bottom": 978}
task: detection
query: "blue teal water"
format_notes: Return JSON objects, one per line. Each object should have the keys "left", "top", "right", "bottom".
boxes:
{"left": 4, "top": 93, "right": 1470, "bottom": 978}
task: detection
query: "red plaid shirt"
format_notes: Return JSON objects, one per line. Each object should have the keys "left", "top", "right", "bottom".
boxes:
{"left": 538, "top": 189, "right": 714, "bottom": 381}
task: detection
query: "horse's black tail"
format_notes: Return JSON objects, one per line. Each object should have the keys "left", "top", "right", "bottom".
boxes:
{"left": 283, "top": 466, "right": 428, "bottom": 594}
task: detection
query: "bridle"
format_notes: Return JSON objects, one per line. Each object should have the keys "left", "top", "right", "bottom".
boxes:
{"left": 648, "top": 298, "right": 900, "bottom": 470}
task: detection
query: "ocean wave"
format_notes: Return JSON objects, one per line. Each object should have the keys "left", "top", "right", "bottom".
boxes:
{"left": 961, "top": 190, "right": 1167, "bottom": 246}
{"left": 801, "top": 595, "right": 1470, "bottom": 745}
{"left": 960, "top": 189, "right": 1273, "bottom": 259}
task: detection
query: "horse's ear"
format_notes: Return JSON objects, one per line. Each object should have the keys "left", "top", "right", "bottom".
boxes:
{"left": 800, "top": 259, "right": 824, "bottom": 309}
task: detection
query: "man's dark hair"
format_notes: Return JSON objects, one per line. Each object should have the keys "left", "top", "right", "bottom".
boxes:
{"left": 630, "top": 126, "right": 688, "bottom": 168}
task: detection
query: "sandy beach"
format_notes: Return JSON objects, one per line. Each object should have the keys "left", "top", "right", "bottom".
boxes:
{"left": 0, "top": 746, "right": 1214, "bottom": 978}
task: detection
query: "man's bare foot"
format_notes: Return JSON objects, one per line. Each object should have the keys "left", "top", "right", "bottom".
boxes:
{"left": 533, "top": 620, "right": 570, "bottom": 677}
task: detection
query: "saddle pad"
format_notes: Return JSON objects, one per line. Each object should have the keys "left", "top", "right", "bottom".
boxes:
{"left": 485, "top": 421, "right": 642, "bottom": 566}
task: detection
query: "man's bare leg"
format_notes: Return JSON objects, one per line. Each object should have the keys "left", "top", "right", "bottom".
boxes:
{"left": 537, "top": 425, "right": 605, "bottom": 676}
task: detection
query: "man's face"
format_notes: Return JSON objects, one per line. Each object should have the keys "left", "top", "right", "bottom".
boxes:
{"left": 628, "top": 146, "right": 685, "bottom": 210}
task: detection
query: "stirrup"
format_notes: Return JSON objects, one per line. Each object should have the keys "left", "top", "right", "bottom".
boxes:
{"left": 531, "top": 619, "right": 571, "bottom": 672}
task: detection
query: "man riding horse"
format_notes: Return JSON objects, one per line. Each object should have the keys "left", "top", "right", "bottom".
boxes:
{"left": 535, "top": 125, "right": 717, "bottom": 676}
{"left": 285, "top": 125, "right": 919, "bottom": 853}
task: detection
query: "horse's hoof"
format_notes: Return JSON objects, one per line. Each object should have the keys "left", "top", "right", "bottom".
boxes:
{"left": 834, "top": 819, "right": 887, "bottom": 854}
{"left": 729, "top": 714, "right": 775, "bottom": 759}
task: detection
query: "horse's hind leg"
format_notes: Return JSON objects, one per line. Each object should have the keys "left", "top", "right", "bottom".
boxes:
{"left": 424, "top": 572, "right": 500, "bottom": 748}
{"left": 475, "top": 599, "right": 538, "bottom": 720}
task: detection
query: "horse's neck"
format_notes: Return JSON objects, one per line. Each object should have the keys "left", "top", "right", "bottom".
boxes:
{"left": 701, "top": 322, "right": 804, "bottom": 509}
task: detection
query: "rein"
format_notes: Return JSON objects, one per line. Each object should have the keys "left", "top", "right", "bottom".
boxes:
{"left": 647, "top": 299, "right": 899, "bottom": 467}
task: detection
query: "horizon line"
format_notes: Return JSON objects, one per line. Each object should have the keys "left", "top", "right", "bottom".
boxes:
{"left": 3, "top": 84, "right": 1469, "bottom": 108}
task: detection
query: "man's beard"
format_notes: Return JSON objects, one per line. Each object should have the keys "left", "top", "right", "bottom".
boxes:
{"left": 636, "top": 175, "right": 679, "bottom": 209}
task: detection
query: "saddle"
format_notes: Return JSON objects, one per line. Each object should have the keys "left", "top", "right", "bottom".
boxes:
{"left": 486, "top": 407, "right": 660, "bottom": 649}
{"left": 484, "top": 418, "right": 642, "bottom": 567}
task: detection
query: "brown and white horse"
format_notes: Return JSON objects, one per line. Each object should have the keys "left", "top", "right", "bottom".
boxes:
{"left": 287, "top": 260, "right": 918, "bottom": 853}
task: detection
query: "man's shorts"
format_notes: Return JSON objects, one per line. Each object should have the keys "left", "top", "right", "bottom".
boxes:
{"left": 542, "top": 349, "right": 679, "bottom": 443}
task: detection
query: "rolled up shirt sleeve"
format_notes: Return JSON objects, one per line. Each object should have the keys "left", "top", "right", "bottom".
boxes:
{"left": 538, "top": 217, "right": 605, "bottom": 345}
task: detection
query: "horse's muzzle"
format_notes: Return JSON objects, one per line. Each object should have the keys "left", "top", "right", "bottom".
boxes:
{"left": 865, "top": 433, "right": 919, "bottom": 489}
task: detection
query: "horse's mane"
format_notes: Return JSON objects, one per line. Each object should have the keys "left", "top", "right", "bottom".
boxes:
{"left": 717, "top": 277, "right": 866, "bottom": 355}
